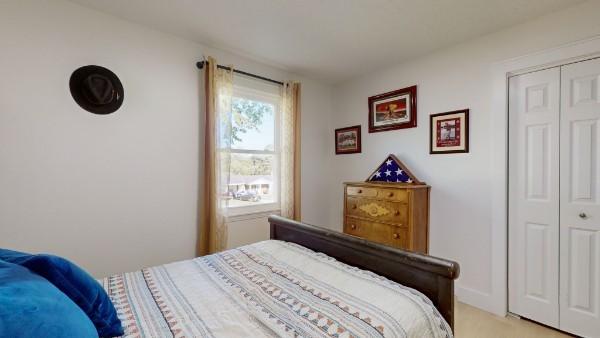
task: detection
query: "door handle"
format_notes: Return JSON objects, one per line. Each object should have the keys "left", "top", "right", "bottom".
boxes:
{"left": 579, "top": 212, "right": 588, "bottom": 219}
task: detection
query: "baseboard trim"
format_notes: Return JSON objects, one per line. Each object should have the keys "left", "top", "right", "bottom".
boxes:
{"left": 456, "top": 285, "right": 506, "bottom": 317}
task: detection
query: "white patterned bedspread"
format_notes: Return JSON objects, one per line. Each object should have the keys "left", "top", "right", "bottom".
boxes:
{"left": 100, "top": 240, "right": 452, "bottom": 338}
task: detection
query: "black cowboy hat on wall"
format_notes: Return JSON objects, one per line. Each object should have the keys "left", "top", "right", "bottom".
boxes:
{"left": 69, "top": 65, "right": 124, "bottom": 115}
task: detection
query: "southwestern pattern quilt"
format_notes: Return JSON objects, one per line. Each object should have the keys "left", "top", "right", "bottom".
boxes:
{"left": 100, "top": 240, "right": 452, "bottom": 338}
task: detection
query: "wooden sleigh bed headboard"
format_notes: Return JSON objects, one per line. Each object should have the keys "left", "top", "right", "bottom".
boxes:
{"left": 268, "top": 215, "right": 460, "bottom": 331}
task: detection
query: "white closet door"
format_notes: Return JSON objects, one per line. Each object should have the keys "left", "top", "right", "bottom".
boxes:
{"left": 560, "top": 58, "right": 600, "bottom": 338}
{"left": 508, "top": 67, "right": 560, "bottom": 327}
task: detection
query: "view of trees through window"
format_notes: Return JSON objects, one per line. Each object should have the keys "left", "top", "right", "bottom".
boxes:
{"left": 223, "top": 96, "right": 277, "bottom": 207}
{"left": 230, "top": 154, "right": 272, "bottom": 176}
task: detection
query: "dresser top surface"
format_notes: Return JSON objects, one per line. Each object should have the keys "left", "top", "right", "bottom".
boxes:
{"left": 344, "top": 182, "right": 430, "bottom": 189}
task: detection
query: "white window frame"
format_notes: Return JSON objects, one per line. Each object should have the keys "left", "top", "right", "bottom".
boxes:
{"left": 224, "top": 83, "right": 281, "bottom": 217}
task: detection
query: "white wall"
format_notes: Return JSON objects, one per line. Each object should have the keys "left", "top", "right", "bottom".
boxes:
{"left": 0, "top": 0, "right": 332, "bottom": 277}
{"left": 326, "top": 0, "right": 600, "bottom": 314}
{"left": 226, "top": 214, "right": 274, "bottom": 250}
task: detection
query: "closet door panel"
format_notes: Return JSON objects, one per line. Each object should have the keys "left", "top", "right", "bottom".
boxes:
{"left": 560, "top": 57, "right": 600, "bottom": 338}
{"left": 567, "top": 228, "right": 597, "bottom": 311}
{"left": 508, "top": 67, "right": 560, "bottom": 327}
{"left": 570, "top": 120, "right": 598, "bottom": 202}
{"left": 526, "top": 124, "right": 551, "bottom": 200}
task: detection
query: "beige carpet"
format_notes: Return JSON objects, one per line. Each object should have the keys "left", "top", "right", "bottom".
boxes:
{"left": 454, "top": 302, "right": 574, "bottom": 338}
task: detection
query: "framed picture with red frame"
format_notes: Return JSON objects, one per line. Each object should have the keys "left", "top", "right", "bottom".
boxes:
{"left": 368, "top": 85, "right": 417, "bottom": 133}
{"left": 430, "top": 109, "right": 469, "bottom": 154}
{"left": 335, "top": 125, "right": 361, "bottom": 155}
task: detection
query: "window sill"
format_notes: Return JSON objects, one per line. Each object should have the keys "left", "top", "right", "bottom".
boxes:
{"left": 225, "top": 208, "right": 281, "bottom": 223}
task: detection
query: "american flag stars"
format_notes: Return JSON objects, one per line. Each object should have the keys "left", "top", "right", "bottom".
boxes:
{"left": 367, "top": 155, "right": 414, "bottom": 183}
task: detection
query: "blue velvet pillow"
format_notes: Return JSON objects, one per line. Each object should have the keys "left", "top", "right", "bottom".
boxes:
{"left": 0, "top": 259, "right": 98, "bottom": 338}
{"left": 0, "top": 249, "right": 123, "bottom": 337}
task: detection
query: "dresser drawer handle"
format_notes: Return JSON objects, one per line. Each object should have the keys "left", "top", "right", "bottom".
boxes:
{"left": 352, "top": 205, "right": 357, "bottom": 210}
{"left": 387, "top": 192, "right": 394, "bottom": 197}
{"left": 350, "top": 224, "right": 357, "bottom": 230}
{"left": 393, "top": 233, "right": 400, "bottom": 239}
{"left": 394, "top": 210, "right": 400, "bottom": 216}
{"left": 357, "top": 189, "right": 363, "bottom": 194}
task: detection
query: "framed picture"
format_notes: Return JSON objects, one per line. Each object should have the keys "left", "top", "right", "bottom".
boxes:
{"left": 335, "top": 125, "right": 361, "bottom": 154}
{"left": 368, "top": 85, "right": 417, "bottom": 133}
{"left": 430, "top": 109, "right": 469, "bottom": 154}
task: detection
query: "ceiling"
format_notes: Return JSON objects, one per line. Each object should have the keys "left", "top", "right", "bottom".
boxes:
{"left": 69, "top": 0, "right": 584, "bottom": 83}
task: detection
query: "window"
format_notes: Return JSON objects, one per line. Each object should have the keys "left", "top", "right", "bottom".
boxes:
{"left": 220, "top": 76, "right": 280, "bottom": 215}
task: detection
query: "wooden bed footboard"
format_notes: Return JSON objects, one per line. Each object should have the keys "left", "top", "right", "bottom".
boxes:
{"left": 268, "top": 215, "right": 460, "bottom": 331}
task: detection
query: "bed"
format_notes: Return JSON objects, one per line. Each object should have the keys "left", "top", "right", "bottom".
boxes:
{"left": 100, "top": 216, "right": 459, "bottom": 337}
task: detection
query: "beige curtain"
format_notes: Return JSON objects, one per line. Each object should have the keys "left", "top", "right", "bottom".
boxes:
{"left": 280, "top": 82, "right": 301, "bottom": 221}
{"left": 198, "top": 56, "right": 234, "bottom": 256}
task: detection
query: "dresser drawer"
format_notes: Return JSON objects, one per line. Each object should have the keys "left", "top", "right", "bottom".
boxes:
{"left": 346, "top": 197, "right": 408, "bottom": 225}
{"left": 344, "top": 218, "right": 409, "bottom": 249}
{"left": 375, "top": 188, "right": 408, "bottom": 202}
{"left": 346, "top": 185, "right": 408, "bottom": 202}
{"left": 346, "top": 186, "right": 378, "bottom": 198}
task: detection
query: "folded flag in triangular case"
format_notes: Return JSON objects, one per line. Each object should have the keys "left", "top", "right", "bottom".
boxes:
{"left": 366, "top": 154, "right": 422, "bottom": 184}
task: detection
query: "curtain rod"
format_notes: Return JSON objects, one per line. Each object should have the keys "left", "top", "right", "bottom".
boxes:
{"left": 196, "top": 61, "right": 284, "bottom": 86}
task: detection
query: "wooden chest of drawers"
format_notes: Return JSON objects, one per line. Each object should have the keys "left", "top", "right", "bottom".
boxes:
{"left": 343, "top": 182, "right": 430, "bottom": 253}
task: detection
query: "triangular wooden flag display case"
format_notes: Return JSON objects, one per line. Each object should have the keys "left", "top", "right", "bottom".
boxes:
{"left": 365, "top": 154, "right": 423, "bottom": 184}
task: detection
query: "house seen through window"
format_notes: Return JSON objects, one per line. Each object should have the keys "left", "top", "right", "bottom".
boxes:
{"left": 221, "top": 78, "right": 280, "bottom": 212}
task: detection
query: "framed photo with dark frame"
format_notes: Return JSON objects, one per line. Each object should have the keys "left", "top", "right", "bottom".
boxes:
{"left": 430, "top": 109, "right": 469, "bottom": 154}
{"left": 368, "top": 85, "right": 417, "bottom": 133}
{"left": 335, "top": 125, "right": 361, "bottom": 155}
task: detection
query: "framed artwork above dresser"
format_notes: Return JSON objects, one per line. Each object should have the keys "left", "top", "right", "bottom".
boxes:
{"left": 343, "top": 155, "right": 430, "bottom": 253}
